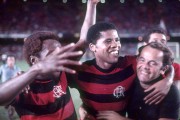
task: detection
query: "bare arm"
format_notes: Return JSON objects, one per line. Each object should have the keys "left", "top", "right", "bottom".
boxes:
{"left": 0, "top": 43, "right": 83, "bottom": 105}
{"left": 79, "top": 105, "right": 132, "bottom": 120}
{"left": 97, "top": 111, "right": 132, "bottom": 120}
{"left": 0, "top": 64, "right": 40, "bottom": 105}
{"left": 75, "top": 0, "right": 99, "bottom": 55}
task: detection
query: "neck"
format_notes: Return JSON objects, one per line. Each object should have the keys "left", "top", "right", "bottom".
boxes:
{"left": 140, "top": 83, "right": 150, "bottom": 89}
{"left": 95, "top": 59, "right": 113, "bottom": 70}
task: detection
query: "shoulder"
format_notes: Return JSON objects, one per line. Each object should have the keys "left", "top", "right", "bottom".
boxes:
{"left": 83, "top": 59, "right": 95, "bottom": 65}
{"left": 120, "top": 55, "right": 137, "bottom": 62}
{"left": 117, "top": 56, "right": 137, "bottom": 70}
{"left": 159, "top": 85, "right": 180, "bottom": 119}
{"left": 164, "top": 85, "right": 180, "bottom": 103}
{"left": 173, "top": 62, "right": 180, "bottom": 68}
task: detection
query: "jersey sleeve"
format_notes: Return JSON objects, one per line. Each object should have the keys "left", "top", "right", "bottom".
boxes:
{"left": 125, "top": 55, "right": 137, "bottom": 72}
{"left": 173, "top": 62, "right": 180, "bottom": 81}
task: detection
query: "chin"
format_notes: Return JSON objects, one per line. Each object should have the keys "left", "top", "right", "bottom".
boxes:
{"left": 138, "top": 75, "right": 149, "bottom": 82}
{"left": 54, "top": 72, "right": 61, "bottom": 77}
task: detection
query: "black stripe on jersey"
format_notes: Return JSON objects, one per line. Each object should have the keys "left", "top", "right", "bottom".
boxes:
{"left": 14, "top": 88, "right": 72, "bottom": 116}
{"left": 30, "top": 81, "right": 54, "bottom": 93}
{"left": 78, "top": 64, "right": 134, "bottom": 84}
{"left": 79, "top": 88, "right": 133, "bottom": 103}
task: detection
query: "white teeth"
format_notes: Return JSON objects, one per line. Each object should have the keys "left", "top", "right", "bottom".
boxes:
{"left": 110, "top": 51, "right": 118, "bottom": 55}
{"left": 141, "top": 71, "right": 148, "bottom": 75}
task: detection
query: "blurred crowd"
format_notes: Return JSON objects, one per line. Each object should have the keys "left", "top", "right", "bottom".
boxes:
{"left": 0, "top": 0, "right": 180, "bottom": 36}
{"left": 0, "top": 0, "right": 180, "bottom": 61}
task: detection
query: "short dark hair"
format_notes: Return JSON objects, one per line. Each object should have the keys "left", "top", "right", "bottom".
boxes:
{"left": 86, "top": 22, "right": 119, "bottom": 44}
{"left": 7, "top": 55, "right": 15, "bottom": 58}
{"left": 142, "top": 27, "right": 168, "bottom": 43}
{"left": 138, "top": 42, "right": 174, "bottom": 66}
{"left": 23, "top": 31, "right": 60, "bottom": 65}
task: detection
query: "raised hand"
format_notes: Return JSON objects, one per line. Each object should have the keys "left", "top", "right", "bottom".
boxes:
{"left": 90, "top": 0, "right": 100, "bottom": 4}
{"left": 32, "top": 43, "right": 83, "bottom": 75}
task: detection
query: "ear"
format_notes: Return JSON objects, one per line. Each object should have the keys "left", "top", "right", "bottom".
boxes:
{"left": 89, "top": 43, "right": 96, "bottom": 52}
{"left": 30, "top": 56, "right": 39, "bottom": 65}
{"left": 160, "top": 65, "right": 169, "bottom": 75}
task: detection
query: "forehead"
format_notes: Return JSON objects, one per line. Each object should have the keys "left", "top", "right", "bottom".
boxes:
{"left": 140, "top": 46, "right": 163, "bottom": 61}
{"left": 42, "top": 39, "right": 61, "bottom": 49}
{"left": 100, "top": 30, "right": 119, "bottom": 39}
{"left": 7, "top": 57, "right": 15, "bottom": 60}
{"left": 149, "top": 33, "right": 167, "bottom": 41}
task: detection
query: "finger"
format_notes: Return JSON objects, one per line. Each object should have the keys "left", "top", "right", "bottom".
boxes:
{"left": 148, "top": 95, "right": 162, "bottom": 105}
{"left": 144, "top": 85, "right": 155, "bottom": 93}
{"left": 144, "top": 90, "right": 158, "bottom": 101}
{"left": 25, "top": 88, "right": 29, "bottom": 94}
{"left": 155, "top": 96, "right": 165, "bottom": 105}
{"left": 58, "top": 43, "right": 76, "bottom": 53}
{"left": 144, "top": 92, "right": 161, "bottom": 104}
{"left": 57, "top": 51, "right": 83, "bottom": 59}
{"left": 57, "top": 60, "right": 82, "bottom": 66}
{"left": 57, "top": 66, "right": 77, "bottom": 74}
{"left": 27, "top": 85, "right": 30, "bottom": 90}
{"left": 50, "top": 43, "right": 75, "bottom": 56}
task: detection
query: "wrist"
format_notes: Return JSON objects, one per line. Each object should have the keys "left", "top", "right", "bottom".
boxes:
{"left": 29, "top": 62, "right": 43, "bottom": 76}
{"left": 88, "top": 0, "right": 98, "bottom": 6}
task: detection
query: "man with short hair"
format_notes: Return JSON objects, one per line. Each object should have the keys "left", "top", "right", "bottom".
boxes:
{"left": 141, "top": 27, "right": 180, "bottom": 91}
{"left": 0, "top": 31, "right": 83, "bottom": 120}
{"left": 97, "top": 42, "right": 180, "bottom": 120}
{"left": 0, "top": 0, "right": 98, "bottom": 119}
{"left": 0, "top": 55, "right": 21, "bottom": 83}
{"left": 72, "top": 22, "right": 174, "bottom": 120}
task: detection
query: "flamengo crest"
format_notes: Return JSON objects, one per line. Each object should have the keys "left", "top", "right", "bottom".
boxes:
{"left": 53, "top": 85, "right": 66, "bottom": 98}
{"left": 113, "top": 86, "right": 125, "bottom": 98}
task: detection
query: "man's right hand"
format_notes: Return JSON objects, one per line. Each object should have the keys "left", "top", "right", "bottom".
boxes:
{"left": 90, "top": 0, "right": 100, "bottom": 4}
{"left": 32, "top": 43, "right": 83, "bottom": 75}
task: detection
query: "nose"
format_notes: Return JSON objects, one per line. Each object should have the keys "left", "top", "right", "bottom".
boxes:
{"left": 111, "top": 40, "right": 121, "bottom": 48}
{"left": 142, "top": 62, "right": 150, "bottom": 70}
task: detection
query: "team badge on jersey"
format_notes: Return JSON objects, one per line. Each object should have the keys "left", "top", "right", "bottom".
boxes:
{"left": 113, "top": 86, "right": 125, "bottom": 98}
{"left": 53, "top": 85, "right": 66, "bottom": 98}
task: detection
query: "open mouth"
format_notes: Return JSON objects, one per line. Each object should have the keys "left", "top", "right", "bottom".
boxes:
{"left": 140, "top": 70, "right": 150, "bottom": 75}
{"left": 110, "top": 50, "right": 119, "bottom": 56}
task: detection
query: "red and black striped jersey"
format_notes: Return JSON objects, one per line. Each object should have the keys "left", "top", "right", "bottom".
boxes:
{"left": 74, "top": 56, "right": 137, "bottom": 117}
{"left": 173, "top": 62, "right": 180, "bottom": 81}
{"left": 12, "top": 72, "right": 77, "bottom": 120}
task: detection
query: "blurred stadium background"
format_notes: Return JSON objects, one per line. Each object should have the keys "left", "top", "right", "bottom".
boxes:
{"left": 0, "top": 0, "right": 179, "bottom": 119}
